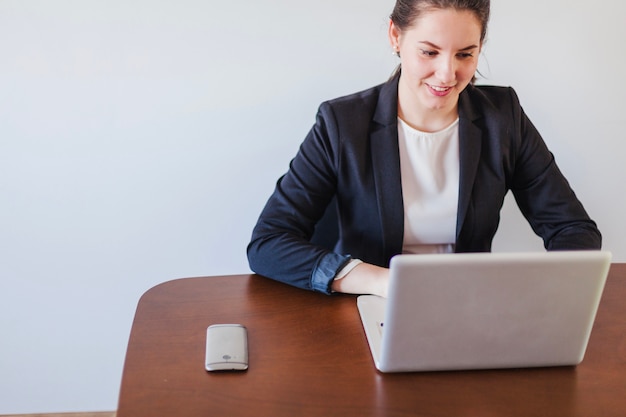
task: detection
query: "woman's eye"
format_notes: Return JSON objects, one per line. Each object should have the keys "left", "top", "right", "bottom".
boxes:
{"left": 420, "top": 49, "right": 438, "bottom": 57}
{"left": 457, "top": 52, "right": 475, "bottom": 59}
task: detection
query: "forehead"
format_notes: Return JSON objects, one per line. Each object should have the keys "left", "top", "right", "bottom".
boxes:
{"left": 405, "top": 8, "right": 482, "bottom": 44}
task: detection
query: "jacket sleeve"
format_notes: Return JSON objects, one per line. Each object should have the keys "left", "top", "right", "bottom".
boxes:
{"left": 246, "top": 102, "right": 351, "bottom": 294}
{"left": 506, "top": 89, "right": 602, "bottom": 250}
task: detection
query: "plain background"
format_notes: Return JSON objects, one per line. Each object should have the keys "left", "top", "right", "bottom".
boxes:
{"left": 1, "top": 0, "right": 624, "bottom": 413}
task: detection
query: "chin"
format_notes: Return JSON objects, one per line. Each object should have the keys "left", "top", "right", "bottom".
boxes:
{"left": 423, "top": 95, "right": 456, "bottom": 111}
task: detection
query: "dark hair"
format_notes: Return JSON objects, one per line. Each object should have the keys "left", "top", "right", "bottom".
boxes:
{"left": 389, "top": 0, "right": 490, "bottom": 82}
{"left": 391, "top": 0, "right": 490, "bottom": 42}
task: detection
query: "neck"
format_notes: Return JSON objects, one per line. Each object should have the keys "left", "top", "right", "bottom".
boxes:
{"left": 397, "top": 106, "right": 458, "bottom": 133}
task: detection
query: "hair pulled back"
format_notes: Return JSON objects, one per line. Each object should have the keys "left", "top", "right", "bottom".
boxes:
{"left": 390, "top": 0, "right": 490, "bottom": 42}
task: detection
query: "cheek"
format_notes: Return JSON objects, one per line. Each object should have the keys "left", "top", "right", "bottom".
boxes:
{"left": 403, "top": 58, "right": 434, "bottom": 79}
{"left": 458, "top": 61, "right": 479, "bottom": 80}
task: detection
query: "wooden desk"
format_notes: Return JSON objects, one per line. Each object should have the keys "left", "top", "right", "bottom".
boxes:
{"left": 117, "top": 265, "right": 626, "bottom": 417}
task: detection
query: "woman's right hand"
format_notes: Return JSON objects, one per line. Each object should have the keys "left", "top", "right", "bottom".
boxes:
{"left": 331, "top": 262, "right": 390, "bottom": 297}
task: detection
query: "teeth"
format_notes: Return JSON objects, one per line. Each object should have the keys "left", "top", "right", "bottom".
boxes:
{"left": 430, "top": 85, "right": 450, "bottom": 92}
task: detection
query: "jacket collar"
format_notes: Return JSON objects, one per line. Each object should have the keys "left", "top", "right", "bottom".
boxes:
{"left": 373, "top": 73, "right": 401, "bottom": 127}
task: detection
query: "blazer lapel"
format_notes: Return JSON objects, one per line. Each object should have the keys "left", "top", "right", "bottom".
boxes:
{"left": 456, "top": 88, "right": 483, "bottom": 243}
{"left": 370, "top": 76, "right": 404, "bottom": 262}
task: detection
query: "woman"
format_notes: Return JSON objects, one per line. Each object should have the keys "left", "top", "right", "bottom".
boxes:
{"left": 247, "top": 0, "right": 601, "bottom": 297}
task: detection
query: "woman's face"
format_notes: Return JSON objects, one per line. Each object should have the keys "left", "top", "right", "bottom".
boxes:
{"left": 389, "top": 8, "right": 482, "bottom": 124}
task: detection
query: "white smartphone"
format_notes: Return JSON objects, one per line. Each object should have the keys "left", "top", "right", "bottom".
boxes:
{"left": 205, "top": 324, "right": 249, "bottom": 371}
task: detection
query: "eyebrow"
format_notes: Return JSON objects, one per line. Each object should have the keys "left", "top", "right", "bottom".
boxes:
{"left": 419, "top": 41, "right": 479, "bottom": 51}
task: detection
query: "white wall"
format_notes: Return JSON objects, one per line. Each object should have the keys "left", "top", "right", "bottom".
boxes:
{"left": 0, "top": 0, "right": 624, "bottom": 413}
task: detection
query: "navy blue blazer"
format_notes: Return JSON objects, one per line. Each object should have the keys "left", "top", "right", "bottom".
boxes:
{"left": 247, "top": 75, "right": 601, "bottom": 294}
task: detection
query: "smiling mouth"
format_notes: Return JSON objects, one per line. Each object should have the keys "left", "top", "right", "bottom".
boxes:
{"left": 428, "top": 84, "right": 453, "bottom": 92}
{"left": 426, "top": 84, "right": 454, "bottom": 96}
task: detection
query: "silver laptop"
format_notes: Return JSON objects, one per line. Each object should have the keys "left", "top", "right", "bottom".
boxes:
{"left": 357, "top": 251, "right": 612, "bottom": 373}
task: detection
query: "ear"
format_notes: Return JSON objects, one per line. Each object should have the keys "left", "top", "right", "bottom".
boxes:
{"left": 388, "top": 19, "right": 401, "bottom": 52}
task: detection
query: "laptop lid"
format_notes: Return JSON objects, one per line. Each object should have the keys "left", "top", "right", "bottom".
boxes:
{"left": 357, "top": 251, "right": 612, "bottom": 373}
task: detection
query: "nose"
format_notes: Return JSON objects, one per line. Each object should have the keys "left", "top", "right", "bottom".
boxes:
{"left": 435, "top": 56, "right": 457, "bottom": 84}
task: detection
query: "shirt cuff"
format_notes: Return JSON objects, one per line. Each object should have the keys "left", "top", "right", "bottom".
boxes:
{"left": 334, "top": 259, "right": 363, "bottom": 280}
{"left": 311, "top": 252, "right": 351, "bottom": 294}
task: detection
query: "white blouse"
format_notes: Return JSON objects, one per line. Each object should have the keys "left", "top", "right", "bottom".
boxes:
{"left": 397, "top": 117, "right": 459, "bottom": 254}
{"left": 334, "top": 117, "right": 460, "bottom": 281}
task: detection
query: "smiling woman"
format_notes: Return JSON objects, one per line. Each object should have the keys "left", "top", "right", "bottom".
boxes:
{"left": 247, "top": 0, "right": 602, "bottom": 297}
